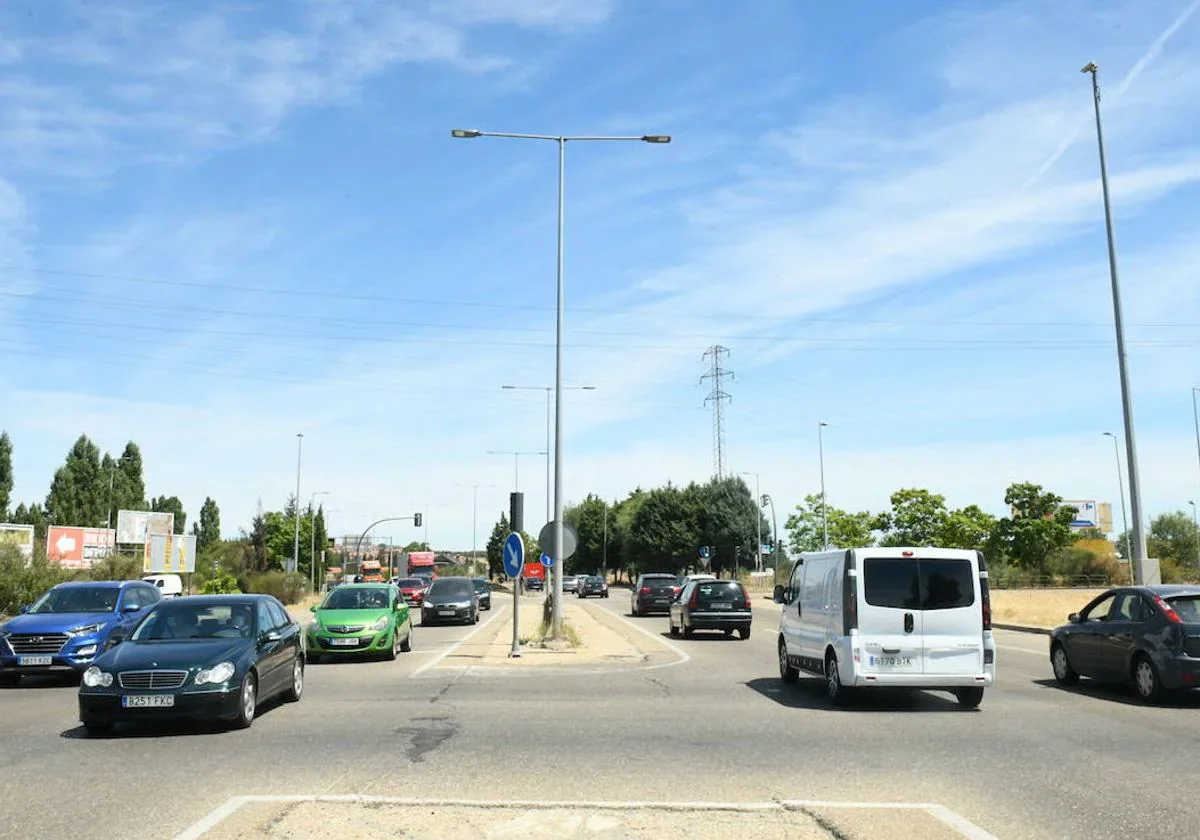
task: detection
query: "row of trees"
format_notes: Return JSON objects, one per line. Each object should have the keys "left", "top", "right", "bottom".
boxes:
{"left": 0, "top": 431, "right": 221, "bottom": 551}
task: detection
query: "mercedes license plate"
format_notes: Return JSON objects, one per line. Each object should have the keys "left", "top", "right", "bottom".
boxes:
{"left": 329, "top": 638, "right": 358, "bottom": 646}
{"left": 121, "top": 694, "right": 175, "bottom": 708}
{"left": 869, "top": 655, "right": 914, "bottom": 667}
{"left": 18, "top": 655, "right": 52, "bottom": 666}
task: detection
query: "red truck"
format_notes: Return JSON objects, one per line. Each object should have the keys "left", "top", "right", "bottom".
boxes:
{"left": 407, "top": 551, "right": 437, "bottom": 579}
{"left": 522, "top": 562, "right": 546, "bottom": 590}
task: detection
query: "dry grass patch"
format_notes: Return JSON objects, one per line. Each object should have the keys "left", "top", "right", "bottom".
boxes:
{"left": 991, "top": 588, "right": 1107, "bottom": 629}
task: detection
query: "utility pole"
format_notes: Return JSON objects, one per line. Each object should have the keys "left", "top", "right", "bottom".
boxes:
{"left": 818, "top": 422, "right": 829, "bottom": 550}
{"left": 1082, "top": 62, "right": 1150, "bottom": 584}
{"left": 701, "top": 346, "right": 733, "bottom": 479}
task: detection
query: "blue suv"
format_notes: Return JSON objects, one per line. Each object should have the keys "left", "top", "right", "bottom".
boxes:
{"left": 0, "top": 580, "right": 161, "bottom": 685}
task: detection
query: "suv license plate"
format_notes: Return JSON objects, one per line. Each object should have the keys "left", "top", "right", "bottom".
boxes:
{"left": 18, "top": 655, "right": 52, "bottom": 666}
{"left": 122, "top": 695, "right": 175, "bottom": 708}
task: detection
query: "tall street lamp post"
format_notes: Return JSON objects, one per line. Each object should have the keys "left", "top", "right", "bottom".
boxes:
{"left": 1082, "top": 62, "right": 1149, "bottom": 584}
{"left": 292, "top": 433, "right": 303, "bottom": 575}
{"left": 818, "top": 422, "right": 829, "bottom": 550}
{"left": 1103, "top": 432, "right": 1132, "bottom": 582}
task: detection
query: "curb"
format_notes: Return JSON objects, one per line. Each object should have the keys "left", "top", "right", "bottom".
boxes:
{"left": 993, "top": 623, "right": 1051, "bottom": 635}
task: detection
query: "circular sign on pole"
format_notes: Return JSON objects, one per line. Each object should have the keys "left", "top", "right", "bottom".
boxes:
{"left": 502, "top": 532, "right": 525, "bottom": 578}
{"left": 537, "top": 521, "right": 579, "bottom": 561}
{"left": 698, "top": 545, "right": 710, "bottom": 558}
{"left": 540, "top": 552, "right": 554, "bottom": 568}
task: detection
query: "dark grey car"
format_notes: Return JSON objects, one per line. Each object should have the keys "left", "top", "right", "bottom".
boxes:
{"left": 631, "top": 574, "right": 677, "bottom": 616}
{"left": 420, "top": 578, "right": 480, "bottom": 626}
{"left": 669, "top": 579, "right": 752, "bottom": 639}
{"left": 1049, "top": 585, "right": 1200, "bottom": 703}
{"left": 472, "top": 578, "right": 492, "bottom": 611}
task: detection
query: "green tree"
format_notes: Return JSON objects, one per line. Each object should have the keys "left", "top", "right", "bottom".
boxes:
{"left": 612, "top": 489, "right": 647, "bottom": 580}
{"left": 401, "top": 540, "right": 431, "bottom": 553}
{"left": 627, "top": 484, "right": 695, "bottom": 574}
{"left": 111, "top": 442, "right": 147, "bottom": 515}
{"left": 312, "top": 504, "right": 328, "bottom": 569}
{"left": 878, "top": 488, "right": 949, "bottom": 546}
{"left": 45, "top": 434, "right": 106, "bottom": 527}
{"left": 192, "top": 497, "right": 221, "bottom": 551}
{"left": 936, "top": 504, "right": 998, "bottom": 550}
{"left": 0, "top": 431, "right": 13, "bottom": 519}
{"left": 564, "top": 494, "right": 609, "bottom": 575}
{"left": 785, "top": 494, "right": 877, "bottom": 553}
{"left": 1142, "top": 511, "right": 1200, "bottom": 572}
{"left": 990, "top": 482, "right": 1075, "bottom": 574}
{"left": 485, "top": 513, "right": 510, "bottom": 578}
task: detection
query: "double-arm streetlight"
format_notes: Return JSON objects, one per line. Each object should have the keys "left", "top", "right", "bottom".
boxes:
{"left": 500, "top": 385, "right": 596, "bottom": 522}
{"left": 104, "top": 454, "right": 133, "bottom": 530}
{"left": 456, "top": 483, "right": 498, "bottom": 561}
{"left": 486, "top": 449, "right": 548, "bottom": 493}
{"left": 761, "top": 493, "right": 781, "bottom": 585}
{"left": 454, "top": 126, "right": 670, "bottom": 638}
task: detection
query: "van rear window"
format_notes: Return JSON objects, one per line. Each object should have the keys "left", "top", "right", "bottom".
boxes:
{"left": 863, "top": 558, "right": 974, "bottom": 611}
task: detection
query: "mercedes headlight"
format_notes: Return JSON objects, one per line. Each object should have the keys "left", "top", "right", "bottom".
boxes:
{"left": 371, "top": 616, "right": 389, "bottom": 631}
{"left": 69, "top": 623, "right": 106, "bottom": 636}
{"left": 195, "top": 661, "right": 236, "bottom": 685}
{"left": 82, "top": 666, "right": 113, "bottom": 688}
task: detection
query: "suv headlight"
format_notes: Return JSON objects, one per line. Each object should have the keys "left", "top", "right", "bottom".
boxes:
{"left": 195, "top": 661, "right": 236, "bottom": 685}
{"left": 82, "top": 666, "right": 113, "bottom": 688}
{"left": 371, "top": 616, "right": 389, "bottom": 631}
{"left": 69, "top": 623, "right": 106, "bottom": 636}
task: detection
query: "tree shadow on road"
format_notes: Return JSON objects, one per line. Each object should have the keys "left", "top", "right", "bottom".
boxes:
{"left": 745, "top": 676, "right": 975, "bottom": 713}
{"left": 1033, "top": 678, "right": 1200, "bottom": 709}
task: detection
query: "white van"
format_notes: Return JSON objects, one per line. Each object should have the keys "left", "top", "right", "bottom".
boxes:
{"left": 142, "top": 573, "right": 184, "bottom": 598}
{"left": 773, "top": 547, "right": 995, "bottom": 708}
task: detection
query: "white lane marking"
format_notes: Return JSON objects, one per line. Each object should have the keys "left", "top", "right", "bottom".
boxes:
{"left": 176, "top": 795, "right": 998, "bottom": 839}
{"left": 409, "top": 605, "right": 509, "bottom": 678}
{"left": 585, "top": 600, "right": 692, "bottom": 671}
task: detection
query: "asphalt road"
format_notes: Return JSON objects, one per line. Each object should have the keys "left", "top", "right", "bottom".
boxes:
{"left": 2, "top": 590, "right": 1198, "bottom": 840}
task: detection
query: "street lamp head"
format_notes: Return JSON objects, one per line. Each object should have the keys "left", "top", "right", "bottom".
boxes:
{"left": 500, "top": 385, "right": 516, "bottom": 390}
{"left": 451, "top": 128, "right": 482, "bottom": 138}
{"left": 1081, "top": 62, "right": 1098, "bottom": 74}
{"left": 580, "top": 385, "right": 597, "bottom": 390}
{"left": 641, "top": 135, "right": 671, "bottom": 144}
{"left": 1103, "top": 431, "right": 1114, "bottom": 438}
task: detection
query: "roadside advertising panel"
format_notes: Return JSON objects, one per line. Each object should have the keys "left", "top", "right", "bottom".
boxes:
{"left": 143, "top": 533, "right": 197, "bottom": 574}
{"left": 47, "top": 526, "right": 116, "bottom": 569}
{"left": 116, "top": 509, "right": 175, "bottom": 544}
{"left": 0, "top": 523, "right": 35, "bottom": 564}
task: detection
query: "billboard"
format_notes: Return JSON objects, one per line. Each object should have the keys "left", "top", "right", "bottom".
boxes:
{"left": 143, "top": 533, "right": 197, "bottom": 574}
{"left": 47, "top": 526, "right": 116, "bottom": 569}
{"left": 1063, "top": 500, "right": 1099, "bottom": 530}
{"left": 0, "top": 523, "right": 35, "bottom": 564}
{"left": 117, "top": 510, "right": 174, "bottom": 544}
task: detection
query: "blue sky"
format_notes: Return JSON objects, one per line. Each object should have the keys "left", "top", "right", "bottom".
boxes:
{"left": 1, "top": 0, "right": 1199, "bottom": 551}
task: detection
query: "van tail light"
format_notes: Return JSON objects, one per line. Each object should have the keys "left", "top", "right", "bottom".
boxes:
{"left": 639, "top": 586, "right": 651, "bottom": 596}
{"left": 842, "top": 563, "right": 857, "bottom": 635}
{"left": 980, "top": 576, "right": 992, "bottom": 631}
{"left": 688, "top": 587, "right": 700, "bottom": 609}
{"left": 1155, "top": 595, "right": 1183, "bottom": 624}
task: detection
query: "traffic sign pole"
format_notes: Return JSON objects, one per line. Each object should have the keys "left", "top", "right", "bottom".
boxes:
{"left": 502, "top": 532, "right": 525, "bottom": 658}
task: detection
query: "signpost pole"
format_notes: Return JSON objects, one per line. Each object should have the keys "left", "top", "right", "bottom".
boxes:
{"left": 502, "top": 531, "right": 525, "bottom": 658}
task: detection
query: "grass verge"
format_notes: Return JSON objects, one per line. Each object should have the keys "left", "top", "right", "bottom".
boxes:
{"left": 521, "top": 619, "right": 582, "bottom": 649}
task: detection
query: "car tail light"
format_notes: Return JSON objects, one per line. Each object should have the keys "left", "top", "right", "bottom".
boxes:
{"left": 1155, "top": 595, "right": 1184, "bottom": 624}
{"left": 639, "top": 586, "right": 651, "bottom": 595}
{"left": 737, "top": 588, "right": 751, "bottom": 608}
{"left": 688, "top": 587, "right": 700, "bottom": 609}
{"left": 980, "top": 576, "right": 992, "bottom": 631}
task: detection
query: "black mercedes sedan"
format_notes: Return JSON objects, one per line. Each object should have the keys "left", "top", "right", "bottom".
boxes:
{"left": 77, "top": 594, "right": 304, "bottom": 735}
{"left": 1049, "top": 585, "right": 1200, "bottom": 703}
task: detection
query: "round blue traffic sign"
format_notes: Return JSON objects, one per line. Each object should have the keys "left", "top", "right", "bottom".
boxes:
{"left": 502, "top": 532, "right": 525, "bottom": 578}
{"left": 698, "top": 546, "right": 710, "bottom": 558}
{"left": 540, "top": 552, "right": 554, "bottom": 568}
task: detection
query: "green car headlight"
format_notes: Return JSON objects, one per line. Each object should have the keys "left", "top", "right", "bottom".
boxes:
{"left": 371, "top": 616, "right": 389, "bottom": 632}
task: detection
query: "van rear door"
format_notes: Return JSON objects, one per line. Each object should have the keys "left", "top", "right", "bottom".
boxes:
{"left": 858, "top": 557, "right": 923, "bottom": 676}
{"left": 917, "top": 555, "right": 983, "bottom": 676}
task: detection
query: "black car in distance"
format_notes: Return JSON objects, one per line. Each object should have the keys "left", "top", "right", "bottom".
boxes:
{"left": 577, "top": 576, "right": 609, "bottom": 598}
{"left": 421, "top": 577, "right": 481, "bottom": 626}
{"left": 669, "top": 579, "right": 752, "bottom": 639}
{"left": 631, "top": 573, "right": 677, "bottom": 616}
{"left": 472, "top": 578, "right": 492, "bottom": 611}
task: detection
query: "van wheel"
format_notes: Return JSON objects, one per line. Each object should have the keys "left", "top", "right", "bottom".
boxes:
{"left": 825, "top": 653, "right": 849, "bottom": 706}
{"left": 778, "top": 639, "right": 798, "bottom": 684}
{"left": 1050, "top": 643, "right": 1078, "bottom": 686}
{"left": 954, "top": 687, "right": 984, "bottom": 708}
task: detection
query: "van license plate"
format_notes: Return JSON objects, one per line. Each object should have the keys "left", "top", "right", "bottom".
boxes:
{"left": 122, "top": 695, "right": 175, "bottom": 708}
{"left": 18, "top": 655, "right": 52, "bottom": 666}
{"left": 870, "top": 655, "right": 914, "bottom": 667}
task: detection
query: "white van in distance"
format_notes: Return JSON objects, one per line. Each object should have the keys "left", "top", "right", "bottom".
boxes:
{"left": 142, "top": 573, "right": 184, "bottom": 598}
{"left": 774, "top": 547, "right": 995, "bottom": 708}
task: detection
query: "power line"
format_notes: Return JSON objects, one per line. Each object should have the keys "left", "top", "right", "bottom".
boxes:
{"left": 701, "top": 345, "right": 733, "bottom": 479}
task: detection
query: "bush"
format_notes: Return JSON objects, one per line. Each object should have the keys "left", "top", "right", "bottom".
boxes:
{"left": 200, "top": 568, "right": 241, "bottom": 594}
{"left": 86, "top": 554, "right": 144, "bottom": 582}
{"left": 242, "top": 571, "right": 307, "bottom": 604}
{"left": 0, "top": 545, "right": 75, "bottom": 618}
{"left": 1047, "top": 540, "right": 1125, "bottom": 585}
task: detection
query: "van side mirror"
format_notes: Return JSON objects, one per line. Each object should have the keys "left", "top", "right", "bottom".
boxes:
{"left": 772, "top": 585, "right": 785, "bottom": 604}
{"left": 1068, "top": 612, "right": 1081, "bottom": 624}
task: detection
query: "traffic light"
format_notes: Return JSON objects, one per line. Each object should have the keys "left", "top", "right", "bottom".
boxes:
{"left": 509, "top": 492, "right": 524, "bottom": 533}
{"left": 413, "top": 512, "right": 422, "bottom": 528}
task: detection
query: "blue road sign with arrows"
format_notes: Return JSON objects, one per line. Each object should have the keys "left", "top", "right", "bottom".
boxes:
{"left": 698, "top": 546, "right": 710, "bottom": 558}
{"left": 540, "top": 552, "right": 554, "bottom": 568}
{"left": 502, "top": 532, "right": 525, "bottom": 578}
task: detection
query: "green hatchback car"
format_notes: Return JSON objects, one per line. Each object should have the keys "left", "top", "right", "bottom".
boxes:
{"left": 305, "top": 584, "right": 413, "bottom": 663}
